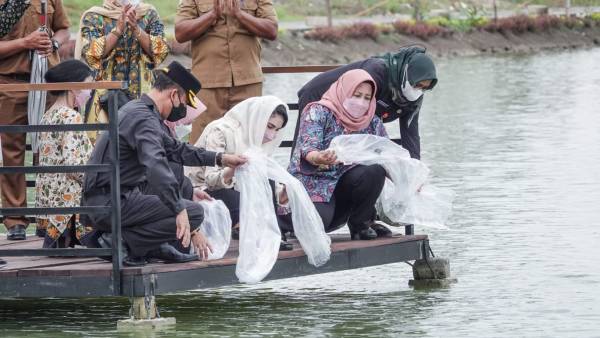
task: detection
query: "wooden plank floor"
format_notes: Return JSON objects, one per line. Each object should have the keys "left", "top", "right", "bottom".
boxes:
{"left": 0, "top": 233, "right": 428, "bottom": 297}
{"left": 0, "top": 234, "right": 426, "bottom": 277}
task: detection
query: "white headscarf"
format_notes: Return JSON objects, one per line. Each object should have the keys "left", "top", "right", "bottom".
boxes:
{"left": 204, "top": 95, "right": 288, "bottom": 156}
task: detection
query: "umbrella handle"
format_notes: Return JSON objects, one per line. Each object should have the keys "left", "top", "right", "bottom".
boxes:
{"left": 39, "top": 0, "right": 47, "bottom": 26}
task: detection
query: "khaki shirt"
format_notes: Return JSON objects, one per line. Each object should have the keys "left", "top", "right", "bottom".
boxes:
{"left": 176, "top": 0, "right": 277, "bottom": 89}
{"left": 0, "top": 0, "right": 70, "bottom": 76}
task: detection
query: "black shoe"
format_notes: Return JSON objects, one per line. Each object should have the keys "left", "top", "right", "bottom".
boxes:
{"left": 6, "top": 224, "right": 26, "bottom": 241}
{"left": 35, "top": 228, "right": 47, "bottom": 238}
{"left": 97, "top": 233, "right": 130, "bottom": 262}
{"left": 279, "top": 240, "right": 293, "bottom": 251}
{"left": 123, "top": 256, "right": 147, "bottom": 267}
{"left": 147, "top": 243, "right": 198, "bottom": 264}
{"left": 350, "top": 227, "right": 377, "bottom": 240}
{"left": 371, "top": 223, "right": 393, "bottom": 238}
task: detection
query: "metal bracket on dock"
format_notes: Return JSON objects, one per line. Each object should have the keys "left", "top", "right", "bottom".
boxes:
{"left": 409, "top": 240, "right": 457, "bottom": 288}
{"left": 118, "top": 274, "right": 176, "bottom": 330}
{"left": 128, "top": 274, "right": 159, "bottom": 320}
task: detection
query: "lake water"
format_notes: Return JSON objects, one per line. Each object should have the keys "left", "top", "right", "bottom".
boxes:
{"left": 2, "top": 48, "right": 600, "bottom": 337}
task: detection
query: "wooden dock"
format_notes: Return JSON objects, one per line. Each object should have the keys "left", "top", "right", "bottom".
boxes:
{"left": 0, "top": 234, "right": 429, "bottom": 298}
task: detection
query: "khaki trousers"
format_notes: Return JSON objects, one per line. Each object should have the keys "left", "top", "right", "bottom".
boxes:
{"left": 189, "top": 82, "right": 262, "bottom": 145}
{"left": 0, "top": 76, "right": 29, "bottom": 229}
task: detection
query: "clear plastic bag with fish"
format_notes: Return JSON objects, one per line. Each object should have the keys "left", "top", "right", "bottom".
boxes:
{"left": 329, "top": 134, "right": 453, "bottom": 229}
{"left": 234, "top": 151, "right": 282, "bottom": 283}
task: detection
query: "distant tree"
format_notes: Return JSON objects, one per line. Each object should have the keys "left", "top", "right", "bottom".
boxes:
{"left": 325, "top": 0, "right": 333, "bottom": 27}
{"left": 414, "top": 0, "right": 422, "bottom": 22}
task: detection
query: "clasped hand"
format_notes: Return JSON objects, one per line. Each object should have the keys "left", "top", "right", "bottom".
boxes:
{"left": 212, "top": 0, "right": 243, "bottom": 21}
{"left": 117, "top": 4, "right": 141, "bottom": 35}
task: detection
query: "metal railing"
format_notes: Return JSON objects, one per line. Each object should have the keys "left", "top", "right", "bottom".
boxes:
{"left": 0, "top": 81, "right": 125, "bottom": 295}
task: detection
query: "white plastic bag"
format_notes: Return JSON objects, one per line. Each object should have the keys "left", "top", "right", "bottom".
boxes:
{"left": 197, "top": 199, "right": 232, "bottom": 260}
{"left": 329, "top": 134, "right": 453, "bottom": 229}
{"left": 234, "top": 148, "right": 331, "bottom": 284}
{"left": 234, "top": 150, "right": 281, "bottom": 284}
{"left": 398, "top": 184, "right": 454, "bottom": 229}
{"left": 264, "top": 156, "right": 331, "bottom": 268}
{"left": 378, "top": 179, "right": 453, "bottom": 229}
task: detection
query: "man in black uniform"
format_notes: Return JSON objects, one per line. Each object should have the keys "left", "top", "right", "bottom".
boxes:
{"left": 82, "top": 61, "right": 247, "bottom": 266}
{"left": 295, "top": 46, "right": 438, "bottom": 160}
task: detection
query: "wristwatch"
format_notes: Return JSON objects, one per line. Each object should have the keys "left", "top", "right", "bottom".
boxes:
{"left": 216, "top": 152, "right": 223, "bottom": 167}
{"left": 51, "top": 39, "right": 60, "bottom": 52}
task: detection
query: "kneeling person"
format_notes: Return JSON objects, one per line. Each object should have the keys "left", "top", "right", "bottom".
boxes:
{"left": 82, "top": 61, "right": 246, "bottom": 265}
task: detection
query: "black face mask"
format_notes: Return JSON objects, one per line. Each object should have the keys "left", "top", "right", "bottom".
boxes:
{"left": 167, "top": 94, "right": 187, "bottom": 122}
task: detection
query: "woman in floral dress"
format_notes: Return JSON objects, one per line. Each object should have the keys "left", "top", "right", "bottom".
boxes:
{"left": 36, "top": 60, "right": 94, "bottom": 248}
{"left": 288, "top": 69, "right": 393, "bottom": 241}
{"left": 74, "top": 0, "right": 169, "bottom": 143}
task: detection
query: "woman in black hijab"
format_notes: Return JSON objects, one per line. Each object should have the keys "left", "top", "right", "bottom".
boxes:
{"left": 295, "top": 46, "right": 438, "bottom": 161}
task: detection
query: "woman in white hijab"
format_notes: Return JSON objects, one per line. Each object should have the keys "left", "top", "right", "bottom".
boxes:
{"left": 187, "top": 96, "right": 292, "bottom": 250}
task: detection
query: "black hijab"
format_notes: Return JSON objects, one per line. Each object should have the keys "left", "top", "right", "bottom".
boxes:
{"left": 377, "top": 46, "right": 438, "bottom": 104}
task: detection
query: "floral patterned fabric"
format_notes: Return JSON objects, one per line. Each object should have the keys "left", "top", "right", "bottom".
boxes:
{"left": 79, "top": 9, "right": 169, "bottom": 142}
{"left": 288, "top": 104, "right": 388, "bottom": 203}
{"left": 35, "top": 106, "right": 93, "bottom": 243}
{"left": 0, "top": 0, "right": 29, "bottom": 38}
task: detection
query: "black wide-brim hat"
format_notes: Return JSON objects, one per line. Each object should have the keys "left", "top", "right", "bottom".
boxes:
{"left": 160, "top": 61, "right": 202, "bottom": 108}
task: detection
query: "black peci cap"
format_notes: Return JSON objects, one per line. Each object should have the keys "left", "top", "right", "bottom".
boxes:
{"left": 160, "top": 61, "right": 202, "bottom": 108}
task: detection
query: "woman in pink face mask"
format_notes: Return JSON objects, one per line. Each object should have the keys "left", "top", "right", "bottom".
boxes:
{"left": 35, "top": 60, "right": 95, "bottom": 248}
{"left": 288, "top": 69, "right": 393, "bottom": 241}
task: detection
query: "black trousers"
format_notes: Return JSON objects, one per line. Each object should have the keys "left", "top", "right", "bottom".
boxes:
{"left": 84, "top": 163, "right": 203, "bottom": 257}
{"left": 209, "top": 180, "right": 288, "bottom": 233}
{"left": 209, "top": 188, "right": 240, "bottom": 226}
{"left": 315, "top": 164, "right": 386, "bottom": 233}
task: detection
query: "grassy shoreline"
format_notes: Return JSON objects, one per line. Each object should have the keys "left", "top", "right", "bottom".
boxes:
{"left": 62, "top": 0, "right": 600, "bottom": 28}
{"left": 302, "top": 13, "right": 600, "bottom": 42}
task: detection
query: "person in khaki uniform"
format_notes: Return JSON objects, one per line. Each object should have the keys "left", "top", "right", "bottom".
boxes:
{"left": 175, "top": 0, "right": 278, "bottom": 144}
{"left": 0, "top": 0, "right": 70, "bottom": 240}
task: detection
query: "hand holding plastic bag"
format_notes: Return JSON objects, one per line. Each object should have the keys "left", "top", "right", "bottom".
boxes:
{"left": 329, "top": 134, "right": 453, "bottom": 229}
